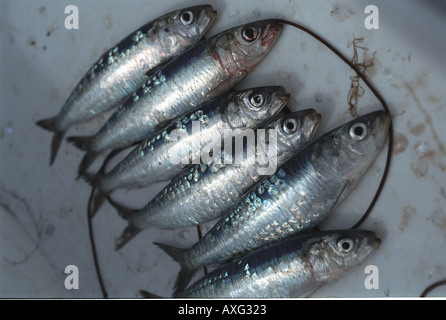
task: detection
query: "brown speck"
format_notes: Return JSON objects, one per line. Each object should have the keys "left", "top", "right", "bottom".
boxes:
{"left": 400, "top": 206, "right": 416, "bottom": 231}
{"left": 427, "top": 95, "right": 440, "bottom": 104}
{"left": 43, "top": 45, "right": 47, "bottom": 51}
{"left": 45, "top": 224, "right": 55, "bottom": 237}
{"left": 393, "top": 133, "right": 409, "bottom": 155}
{"left": 29, "top": 39, "right": 36, "bottom": 46}
{"left": 404, "top": 82, "right": 446, "bottom": 157}
{"left": 430, "top": 209, "right": 446, "bottom": 238}
{"left": 411, "top": 123, "right": 426, "bottom": 136}
{"left": 416, "top": 72, "right": 428, "bottom": 88}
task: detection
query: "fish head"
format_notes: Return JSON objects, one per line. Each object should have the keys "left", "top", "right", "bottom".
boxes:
{"left": 166, "top": 5, "right": 217, "bottom": 46}
{"left": 272, "top": 109, "right": 321, "bottom": 161}
{"left": 225, "top": 86, "right": 289, "bottom": 129}
{"left": 220, "top": 20, "right": 283, "bottom": 73}
{"left": 320, "top": 110, "right": 390, "bottom": 182}
{"left": 309, "top": 230, "right": 381, "bottom": 281}
{"left": 340, "top": 110, "right": 390, "bottom": 157}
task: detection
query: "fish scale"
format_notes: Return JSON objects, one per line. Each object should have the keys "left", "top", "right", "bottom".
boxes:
{"left": 67, "top": 20, "right": 284, "bottom": 175}
{"left": 86, "top": 86, "right": 289, "bottom": 216}
{"left": 177, "top": 230, "right": 380, "bottom": 298}
{"left": 155, "top": 110, "right": 390, "bottom": 296}
{"left": 113, "top": 109, "right": 321, "bottom": 250}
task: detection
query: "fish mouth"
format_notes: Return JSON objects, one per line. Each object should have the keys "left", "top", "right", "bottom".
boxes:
{"left": 303, "top": 110, "right": 321, "bottom": 139}
{"left": 197, "top": 6, "right": 217, "bottom": 35}
{"left": 272, "top": 92, "right": 290, "bottom": 114}
{"left": 261, "top": 21, "right": 283, "bottom": 47}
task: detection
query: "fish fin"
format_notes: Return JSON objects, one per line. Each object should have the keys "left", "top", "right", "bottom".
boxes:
{"left": 36, "top": 116, "right": 58, "bottom": 132}
{"left": 66, "top": 135, "right": 99, "bottom": 176}
{"left": 76, "top": 151, "right": 99, "bottom": 179}
{"left": 91, "top": 191, "right": 106, "bottom": 217}
{"left": 81, "top": 172, "right": 97, "bottom": 186}
{"left": 153, "top": 242, "right": 197, "bottom": 297}
{"left": 139, "top": 290, "right": 162, "bottom": 299}
{"left": 115, "top": 222, "right": 141, "bottom": 250}
{"left": 107, "top": 196, "right": 139, "bottom": 220}
{"left": 110, "top": 197, "right": 142, "bottom": 249}
{"left": 66, "top": 135, "right": 92, "bottom": 151}
{"left": 36, "top": 117, "right": 65, "bottom": 165}
{"left": 81, "top": 172, "right": 107, "bottom": 216}
{"left": 281, "top": 105, "right": 293, "bottom": 114}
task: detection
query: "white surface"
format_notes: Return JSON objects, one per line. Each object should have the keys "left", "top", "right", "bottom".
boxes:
{"left": 1, "top": 0, "right": 445, "bottom": 298}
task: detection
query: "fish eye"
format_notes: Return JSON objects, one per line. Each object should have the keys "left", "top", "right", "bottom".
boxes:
{"left": 282, "top": 118, "right": 298, "bottom": 134}
{"left": 337, "top": 238, "right": 354, "bottom": 253}
{"left": 242, "top": 26, "right": 258, "bottom": 42}
{"left": 180, "top": 10, "right": 194, "bottom": 26}
{"left": 349, "top": 122, "right": 368, "bottom": 141}
{"left": 249, "top": 93, "right": 264, "bottom": 108}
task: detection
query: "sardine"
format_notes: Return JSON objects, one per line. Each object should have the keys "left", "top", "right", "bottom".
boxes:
{"left": 86, "top": 86, "right": 289, "bottom": 216}
{"left": 177, "top": 230, "right": 380, "bottom": 298}
{"left": 36, "top": 5, "right": 217, "bottom": 165}
{"left": 114, "top": 109, "right": 321, "bottom": 249}
{"left": 156, "top": 110, "right": 390, "bottom": 295}
{"left": 67, "top": 20, "right": 284, "bottom": 175}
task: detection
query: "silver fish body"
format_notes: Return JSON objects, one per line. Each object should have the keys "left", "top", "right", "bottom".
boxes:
{"left": 157, "top": 110, "right": 390, "bottom": 295}
{"left": 36, "top": 5, "right": 216, "bottom": 165}
{"left": 68, "top": 20, "right": 283, "bottom": 175}
{"left": 178, "top": 230, "right": 380, "bottom": 298}
{"left": 114, "top": 109, "right": 321, "bottom": 249}
{"left": 97, "top": 86, "right": 289, "bottom": 193}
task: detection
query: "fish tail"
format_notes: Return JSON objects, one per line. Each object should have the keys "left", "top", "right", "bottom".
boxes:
{"left": 36, "top": 117, "right": 65, "bottom": 165}
{"left": 67, "top": 135, "right": 92, "bottom": 151}
{"left": 115, "top": 222, "right": 141, "bottom": 250}
{"left": 111, "top": 197, "right": 142, "bottom": 249}
{"left": 76, "top": 151, "right": 99, "bottom": 178}
{"left": 154, "top": 242, "right": 198, "bottom": 296}
{"left": 139, "top": 290, "right": 163, "bottom": 298}
{"left": 82, "top": 172, "right": 105, "bottom": 216}
{"left": 66, "top": 135, "right": 98, "bottom": 176}
{"left": 82, "top": 172, "right": 97, "bottom": 186}
{"left": 90, "top": 189, "right": 106, "bottom": 217}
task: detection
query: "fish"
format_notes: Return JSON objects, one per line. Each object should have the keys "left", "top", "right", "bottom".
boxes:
{"left": 85, "top": 86, "right": 290, "bottom": 216}
{"left": 67, "top": 20, "right": 284, "bottom": 175}
{"left": 113, "top": 109, "right": 321, "bottom": 249}
{"left": 177, "top": 230, "right": 380, "bottom": 298}
{"left": 156, "top": 110, "right": 390, "bottom": 295}
{"left": 36, "top": 5, "right": 217, "bottom": 165}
